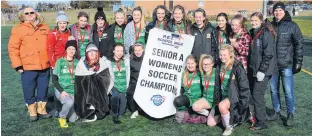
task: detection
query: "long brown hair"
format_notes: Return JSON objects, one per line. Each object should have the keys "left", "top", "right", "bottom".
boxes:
{"left": 183, "top": 55, "right": 197, "bottom": 87}
{"left": 250, "top": 12, "right": 277, "bottom": 39}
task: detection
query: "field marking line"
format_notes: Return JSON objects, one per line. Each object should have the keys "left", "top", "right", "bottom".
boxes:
{"left": 302, "top": 68, "right": 312, "bottom": 76}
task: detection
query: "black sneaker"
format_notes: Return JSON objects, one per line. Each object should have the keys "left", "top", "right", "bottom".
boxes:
{"left": 267, "top": 111, "right": 281, "bottom": 121}
{"left": 286, "top": 113, "right": 295, "bottom": 127}
{"left": 113, "top": 116, "right": 121, "bottom": 124}
{"left": 253, "top": 124, "right": 268, "bottom": 130}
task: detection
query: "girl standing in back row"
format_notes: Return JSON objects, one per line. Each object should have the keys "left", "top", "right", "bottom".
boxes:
{"left": 70, "top": 11, "right": 92, "bottom": 59}
{"left": 124, "top": 6, "right": 147, "bottom": 54}
{"left": 229, "top": 14, "right": 251, "bottom": 71}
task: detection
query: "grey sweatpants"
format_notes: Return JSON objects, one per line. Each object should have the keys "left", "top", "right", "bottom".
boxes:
{"left": 55, "top": 90, "right": 79, "bottom": 122}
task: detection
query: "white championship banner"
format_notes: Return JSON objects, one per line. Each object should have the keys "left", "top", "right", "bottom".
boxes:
{"left": 133, "top": 28, "right": 195, "bottom": 118}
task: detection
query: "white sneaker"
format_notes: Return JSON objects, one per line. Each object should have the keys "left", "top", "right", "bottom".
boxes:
{"left": 198, "top": 109, "right": 209, "bottom": 116}
{"left": 130, "top": 111, "right": 139, "bottom": 119}
{"left": 82, "top": 114, "right": 97, "bottom": 122}
{"left": 222, "top": 127, "right": 233, "bottom": 136}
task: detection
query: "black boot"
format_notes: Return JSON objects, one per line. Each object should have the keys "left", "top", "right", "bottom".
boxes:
{"left": 113, "top": 115, "right": 121, "bottom": 124}
{"left": 286, "top": 113, "right": 295, "bottom": 127}
{"left": 267, "top": 111, "right": 281, "bottom": 121}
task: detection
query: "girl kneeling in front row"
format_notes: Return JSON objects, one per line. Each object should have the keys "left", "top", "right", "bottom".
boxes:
{"left": 174, "top": 55, "right": 202, "bottom": 116}
{"left": 192, "top": 54, "right": 221, "bottom": 126}
{"left": 107, "top": 44, "right": 130, "bottom": 124}
{"left": 53, "top": 39, "right": 79, "bottom": 128}
{"left": 218, "top": 45, "right": 250, "bottom": 136}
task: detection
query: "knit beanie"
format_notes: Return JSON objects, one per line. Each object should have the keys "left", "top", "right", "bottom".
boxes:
{"left": 56, "top": 11, "right": 69, "bottom": 23}
{"left": 94, "top": 7, "right": 106, "bottom": 22}
{"left": 65, "top": 40, "right": 78, "bottom": 51}
{"left": 86, "top": 43, "right": 99, "bottom": 52}
{"left": 273, "top": 2, "right": 286, "bottom": 12}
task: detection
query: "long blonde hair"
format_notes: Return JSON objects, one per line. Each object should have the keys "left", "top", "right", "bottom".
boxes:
{"left": 219, "top": 45, "right": 235, "bottom": 66}
{"left": 18, "top": 6, "right": 44, "bottom": 23}
{"left": 132, "top": 6, "right": 146, "bottom": 30}
{"left": 199, "top": 54, "right": 214, "bottom": 75}
{"left": 183, "top": 55, "right": 197, "bottom": 87}
{"left": 115, "top": 8, "right": 127, "bottom": 24}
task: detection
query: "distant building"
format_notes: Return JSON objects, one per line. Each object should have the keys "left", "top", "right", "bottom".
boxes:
{"left": 135, "top": 1, "right": 263, "bottom": 17}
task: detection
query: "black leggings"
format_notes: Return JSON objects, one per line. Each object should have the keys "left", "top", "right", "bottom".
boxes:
{"left": 126, "top": 84, "right": 139, "bottom": 113}
{"left": 173, "top": 95, "right": 190, "bottom": 109}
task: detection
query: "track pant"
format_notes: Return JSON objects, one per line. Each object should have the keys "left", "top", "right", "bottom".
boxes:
{"left": 21, "top": 69, "right": 50, "bottom": 104}
{"left": 55, "top": 90, "right": 78, "bottom": 122}
{"left": 111, "top": 88, "right": 127, "bottom": 116}
{"left": 248, "top": 69, "right": 271, "bottom": 127}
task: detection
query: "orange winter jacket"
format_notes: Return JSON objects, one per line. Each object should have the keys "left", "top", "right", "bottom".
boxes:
{"left": 8, "top": 22, "right": 50, "bottom": 70}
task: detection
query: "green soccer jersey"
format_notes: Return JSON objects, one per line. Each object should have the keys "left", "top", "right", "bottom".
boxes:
{"left": 53, "top": 58, "right": 79, "bottom": 95}
{"left": 135, "top": 26, "right": 146, "bottom": 46}
{"left": 114, "top": 25, "right": 124, "bottom": 44}
{"left": 78, "top": 28, "right": 90, "bottom": 58}
{"left": 220, "top": 64, "right": 232, "bottom": 100}
{"left": 112, "top": 60, "right": 127, "bottom": 93}
{"left": 202, "top": 68, "right": 216, "bottom": 106}
{"left": 182, "top": 70, "right": 202, "bottom": 105}
{"left": 218, "top": 30, "right": 228, "bottom": 47}
{"left": 174, "top": 22, "right": 185, "bottom": 34}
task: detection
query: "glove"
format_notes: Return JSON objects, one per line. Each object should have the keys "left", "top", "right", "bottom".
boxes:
{"left": 256, "top": 72, "right": 265, "bottom": 82}
{"left": 293, "top": 63, "right": 302, "bottom": 74}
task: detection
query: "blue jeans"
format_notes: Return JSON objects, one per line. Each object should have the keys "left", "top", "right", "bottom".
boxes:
{"left": 21, "top": 69, "right": 50, "bottom": 104}
{"left": 269, "top": 68, "right": 295, "bottom": 114}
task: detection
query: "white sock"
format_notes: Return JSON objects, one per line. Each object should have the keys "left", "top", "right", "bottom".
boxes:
{"left": 199, "top": 109, "right": 209, "bottom": 116}
{"left": 222, "top": 113, "right": 232, "bottom": 129}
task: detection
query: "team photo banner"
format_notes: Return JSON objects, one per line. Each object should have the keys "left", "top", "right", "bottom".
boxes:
{"left": 134, "top": 28, "right": 195, "bottom": 118}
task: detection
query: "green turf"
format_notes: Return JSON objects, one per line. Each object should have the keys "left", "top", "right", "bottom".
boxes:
{"left": 2, "top": 24, "right": 312, "bottom": 136}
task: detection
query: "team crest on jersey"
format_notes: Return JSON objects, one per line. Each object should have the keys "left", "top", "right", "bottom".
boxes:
{"left": 206, "top": 33, "right": 211, "bottom": 38}
{"left": 151, "top": 95, "right": 166, "bottom": 106}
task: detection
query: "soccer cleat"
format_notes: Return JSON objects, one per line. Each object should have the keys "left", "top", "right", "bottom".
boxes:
{"left": 58, "top": 118, "right": 69, "bottom": 128}
{"left": 222, "top": 127, "right": 233, "bottom": 136}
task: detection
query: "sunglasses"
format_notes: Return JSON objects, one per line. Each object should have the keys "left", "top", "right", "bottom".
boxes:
{"left": 24, "top": 12, "right": 35, "bottom": 15}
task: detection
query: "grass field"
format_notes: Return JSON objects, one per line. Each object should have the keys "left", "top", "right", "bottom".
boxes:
{"left": 1, "top": 22, "right": 312, "bottom": 135}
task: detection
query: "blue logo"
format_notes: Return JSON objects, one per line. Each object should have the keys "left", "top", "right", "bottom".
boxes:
{"left": 151, "top": 95, "right": 166, "bottom": 106}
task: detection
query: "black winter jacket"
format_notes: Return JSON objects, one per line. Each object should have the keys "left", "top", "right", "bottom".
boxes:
{"left": 91, "top": 23, "right": 114, "bottom": 58}
{"left": 129, "top": 54, "right": 144, "bottom": 87}
{"left": 217, "top": 59, "right": 250, "bottom": 125}
{"left": 190, "top": 22, "right": 218, "bottom": 61}
{"left": 248, "top": 27, "right": 277, "bottom": 76}
{"left": 165, "top": 19, "right": 192, "bottom": 34}
{"left": 271, "top": 11, "right": 304, "bottom": 69}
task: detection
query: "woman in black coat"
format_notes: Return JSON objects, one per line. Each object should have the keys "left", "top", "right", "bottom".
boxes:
{"left": 126, "top": 43, "right": 145, "bottom": 119}
{"left": 91, "top": 7, "right": 114, "bottom": 58}
{"left": 217, "top": 45, "right": 250, "bottom": 136}
{"left": 248, "top": 12, "right": 277, "bottom": 130}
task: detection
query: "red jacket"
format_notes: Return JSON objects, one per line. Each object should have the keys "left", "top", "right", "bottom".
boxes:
{"left": 47, "top": 29, "right": 71, "bottom": 68}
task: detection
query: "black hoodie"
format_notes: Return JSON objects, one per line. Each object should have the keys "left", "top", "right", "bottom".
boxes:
{"left": 271, "top": 11, "right": 303, "bottom": 69}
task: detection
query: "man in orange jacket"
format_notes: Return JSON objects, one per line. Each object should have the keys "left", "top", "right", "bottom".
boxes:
{"left": 8, "top": 6, "right": 52, "bottom": 121}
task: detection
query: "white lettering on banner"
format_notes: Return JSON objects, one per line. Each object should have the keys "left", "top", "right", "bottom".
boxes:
{"left": 133, "top": 28, "right": 195, "bottom": 118}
